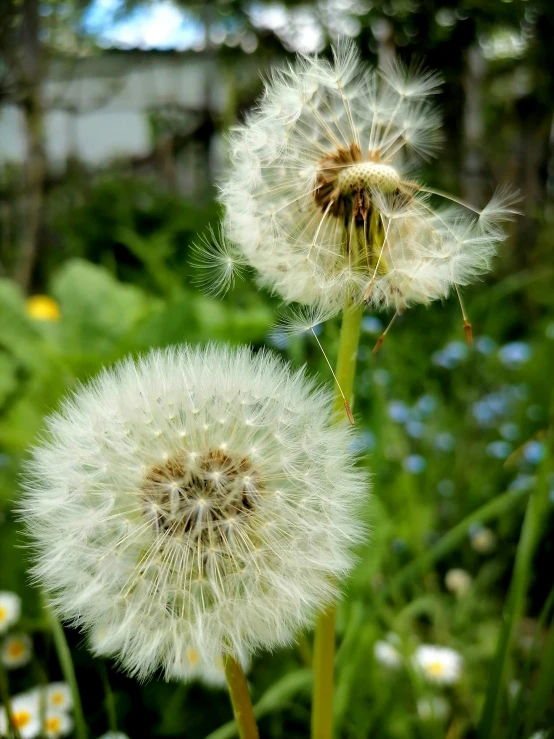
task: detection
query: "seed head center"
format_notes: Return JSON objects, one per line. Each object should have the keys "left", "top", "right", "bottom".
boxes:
{"left": 337, "top": 162, "right": 400, "bottom": 196}
{"left": 141, "top": 449, "right": 259, "bottom": 542}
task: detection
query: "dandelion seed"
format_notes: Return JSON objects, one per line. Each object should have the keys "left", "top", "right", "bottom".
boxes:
{"left": 0, "top": 592, "right": 21, "bottom": 634}
{"left": 413, "top": 645, "right": 462, "bottom": 685}
{"left": 1, "top": 633, "right": 33, "bottom": 669}
{"left": 191, "top": 228, "right": 247, "bottom": 296}
{"left": 21, "top": 345, "right": 367, "bottom": 681}
{"left": 210, "top": 40, "right": 516, "bottom": 344}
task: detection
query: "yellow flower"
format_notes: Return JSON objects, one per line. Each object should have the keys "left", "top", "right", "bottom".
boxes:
{"left": 26, "top": 295, "right": 61, "bottom": 322}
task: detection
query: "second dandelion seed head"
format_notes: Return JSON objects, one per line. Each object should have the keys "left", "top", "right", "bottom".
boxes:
{"left": 21, "top": 345, "right": 367, "bottom": 681}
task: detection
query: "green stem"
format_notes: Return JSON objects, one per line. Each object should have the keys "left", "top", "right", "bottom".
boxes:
{"left": 477, "top": 477, "right": 549, "bottom": 738}
{"left": 311, "top": 298, "right": 363, "bottom": 739}
{"left": 223, "top": 654, "right": 259, "bottom": 739}
{"left": 99, "top": 661, "right": 117, "bottom": 733}
{"left": 44, "top": 600, "right": 88, "bottom": 739}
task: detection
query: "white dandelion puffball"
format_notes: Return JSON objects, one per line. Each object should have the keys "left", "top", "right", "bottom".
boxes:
{"left": 0, "top": 591, "right": 21, "bottom": 633}
{"left": 413, "top": 644, "right": 463, "bottom": 685}
{"left": 0, "top": 693, "right": 40, "bottom": 739}
{"left": 21, "top": 345, "right": 366, "bottom": 680}
{"left": 211, "top": 40, "right": 516, "bottom": 320}
{"left": 1, "top": 633, "right": 33, "bottom": 669}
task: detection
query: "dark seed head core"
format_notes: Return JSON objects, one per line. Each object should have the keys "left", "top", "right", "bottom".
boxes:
{"left": 141, "top": 449, "right": 260, "bottom": 544}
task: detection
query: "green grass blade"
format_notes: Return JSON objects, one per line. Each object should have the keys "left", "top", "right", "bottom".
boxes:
{"left": 381, "top": 488, "right": 529, "bottom": 600}
{"left": 478, "top": 474, "right": 550, "bottom": 738}
{"left": 45, "top": 601, "right": 88, "bottom": 739}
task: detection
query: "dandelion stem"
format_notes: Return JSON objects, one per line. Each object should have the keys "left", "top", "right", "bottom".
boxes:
{"left": 44, "top": 598, "right": 88, "bottom": 739}
{"left": 223, "top": 653, "right": 259, "bottom": 739}
{"left": 311, "top": 297, "right": 363, "bottom": 739}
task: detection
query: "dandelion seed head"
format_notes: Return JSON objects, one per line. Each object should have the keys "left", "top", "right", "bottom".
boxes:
{"left": 208, "top": 40, "right": 516, "bottom": 324}
{"left": 21, "top": 345, "right": 367, "bottom": 681}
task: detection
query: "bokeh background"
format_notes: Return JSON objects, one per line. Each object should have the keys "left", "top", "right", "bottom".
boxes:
{"left": 0, "top": 1, "right": 553, "bottom": 737}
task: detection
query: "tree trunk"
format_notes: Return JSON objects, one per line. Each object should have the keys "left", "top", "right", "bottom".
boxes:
{"left": 17, "top": 0, "right": 46, "bottom": 291}
{"left": 461, "top": 43, "right": 487, "bottom": 208}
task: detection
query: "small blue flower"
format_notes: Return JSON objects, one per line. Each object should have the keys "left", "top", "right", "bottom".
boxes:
{"left": 473, "top": 400, "right": 497, "bottom": 426}
{"left": 350, "top": 430, "right": 376, "bottom": 453}
{"left": 403, "top": 454, "right": 426, "bottom": 474}
{"left": 415, "top": 394, "right": 437, "bottom": 417}
{"left": 509, "top": 474, "right": 536, "bottom": 492}
{"left": 523, "top": 441, "right": 545, "bottom": 465}
{"left": 434, "top": 432, "right": 455, "bottom": 452}
{"left": 500, "top": 423, "right": 520, "bottom": 441}
{"left": 475, "top": 336, "right": 496, "bottom": 354}
{"left": 487, "top": 440, "right": 512, "bottom": 459}
{"left": 373, "top": 368, "right": 390, "bottom": 386}
{"left": 498, "top": 342, "right": 531, "bottom": 367}
{"left": 388, "top": 400, "right": 410, "bottom": 423}
{"left": 438, "top": 479, "right": 455, "bottom": 496}
{"left": 391, "top": 537, "right": 408, "bottom": 554}
{"left": 362, "top": 316, "right": 383, "bottom": 335}
{"left": 406, "top": 420, "right": 425, "bottom": 439}
{"left": 432, "top": 341, "right": 469, "bottom": 369}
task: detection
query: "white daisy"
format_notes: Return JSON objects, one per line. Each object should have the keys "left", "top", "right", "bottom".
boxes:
{"left": 210, "top": 40, "right": 517, "bottom": 345}
{"left": 0, "top": 591, "right": 22, "bottom": 634}
{"left": 413, "top": 644, "right": 462, "bottom": 685}
{"left": 373, "top": 638, "right": 402, "bottom": 669}
{"left": 1, "top": 633, "right": 33, "bottom": 669}
{"left": 45, "top": 683, "right": 72, "bottom": 712}
{"left": 21, "top": 345, "right": 367, "bottom": 680}
{"left": 43, "top": 710, "right": 73, "bottom": 738}
{"left": 0, "top": 693, "right": 40, "bottom": 739}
